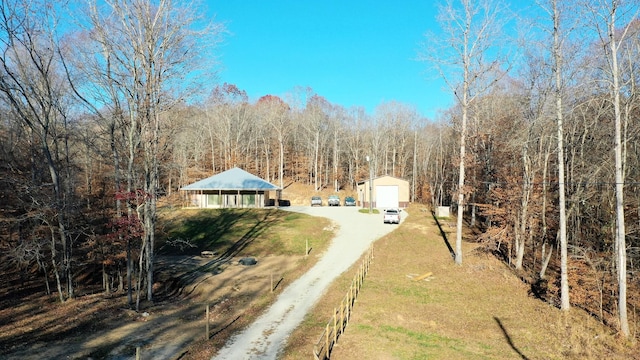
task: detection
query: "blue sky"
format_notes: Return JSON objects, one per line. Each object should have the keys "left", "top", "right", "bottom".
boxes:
{"left": 209, "top": 1, "right": 449, "bottom": 119}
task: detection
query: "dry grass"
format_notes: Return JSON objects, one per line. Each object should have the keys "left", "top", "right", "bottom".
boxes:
{"left": 282, "top": 204, "right": 638, "bottom": 360}
{"left": 280, "top": 182, "right": 357, "bottom": 206}
{"left": 0, "top": 207, "right": 334, "bottom": 360}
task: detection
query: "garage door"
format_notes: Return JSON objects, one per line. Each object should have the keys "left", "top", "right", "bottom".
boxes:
{"left": 376, "top": 185, "right": 399, "bottom": 209}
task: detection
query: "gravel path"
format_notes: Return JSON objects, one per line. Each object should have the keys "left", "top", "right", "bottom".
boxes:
{"left": 212, "top": 206, "right": 405, "bottom": 360}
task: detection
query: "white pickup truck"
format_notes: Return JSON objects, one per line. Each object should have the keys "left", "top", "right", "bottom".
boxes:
{"left": 383, "top": 208, "right": 401, "bottom": 224}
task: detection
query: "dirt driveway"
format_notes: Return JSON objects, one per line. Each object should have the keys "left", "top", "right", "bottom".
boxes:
{"left": 212, "top": 206, "right": 405, "bottom": 359}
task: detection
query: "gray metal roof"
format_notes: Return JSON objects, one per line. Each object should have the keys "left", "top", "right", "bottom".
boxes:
{"left": 181, "top": 167, "right": 280, "bottom": 191}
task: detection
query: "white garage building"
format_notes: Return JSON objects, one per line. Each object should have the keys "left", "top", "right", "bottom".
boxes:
{"left": 357, "top": 175, "right": 410, "bottom": 209}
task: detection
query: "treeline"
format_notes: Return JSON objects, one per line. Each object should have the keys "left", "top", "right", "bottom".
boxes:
{"left": 166, "top": 87, "right": 435, "bottom": 199}
{"left": 0, "top": 0, "right": 638, "bottom": 338}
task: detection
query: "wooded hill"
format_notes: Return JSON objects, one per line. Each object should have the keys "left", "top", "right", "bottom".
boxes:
{"left": 0, "top": 0, "right": 638, "bottom": 340}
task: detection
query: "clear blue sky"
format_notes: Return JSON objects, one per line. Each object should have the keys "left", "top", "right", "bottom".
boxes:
{"left": 209, "top": 1, "right": 450, "bottom": 119}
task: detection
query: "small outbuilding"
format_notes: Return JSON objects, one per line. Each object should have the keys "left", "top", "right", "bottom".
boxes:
{"left": 180, "top": 167, "right": 281, "bottom": 208}
{"left": 357, "top": 175, "right": 410, "bottom": 209}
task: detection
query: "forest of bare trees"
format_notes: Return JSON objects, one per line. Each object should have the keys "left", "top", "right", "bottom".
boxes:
{"left": 0, "top": 0, "right": 638, "bottom": 338}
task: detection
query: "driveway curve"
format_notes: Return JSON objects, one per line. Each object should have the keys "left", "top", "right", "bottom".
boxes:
{"left": 212, "top": 206, "right": 405, "bottom": 359}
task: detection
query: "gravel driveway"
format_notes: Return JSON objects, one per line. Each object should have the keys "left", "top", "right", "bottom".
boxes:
{"left": 212, "top": 206, "right": 406, "bottom": 360}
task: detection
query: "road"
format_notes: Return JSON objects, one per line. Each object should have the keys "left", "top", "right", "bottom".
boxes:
{"left": 211, "top": 206, "right": 405, "bottom": 359}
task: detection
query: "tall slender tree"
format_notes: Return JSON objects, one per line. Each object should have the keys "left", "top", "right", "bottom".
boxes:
{"left": 257, "top": 95, "right": 291, "bottom": 189}
{"left": 539, "top": 0, "right": 572, "bottom": 312}
{"left": 421, "top": 0, "right": 512, "bottom": 264}
{"left": 584, "top": 0, "right": 638, "bottom": 337}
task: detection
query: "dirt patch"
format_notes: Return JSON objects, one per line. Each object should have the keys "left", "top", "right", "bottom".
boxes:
{"left": 0, "top": 254, "right": 304, "bottom": 359}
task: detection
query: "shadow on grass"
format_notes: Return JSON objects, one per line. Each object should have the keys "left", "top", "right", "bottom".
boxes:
{"left": 157, "top": 209, "right": 281, "bottom": 296}
{"left": 494, "top": 317, "right": 530, "bottom": 360}
{"left": 210, "top": 315, "right": 241, "bottom": 339}
{"left": 431, "top": 211, "right": 456, "bottom": 260}
{"left": 158, "top": 208, "right": 248, "bottom": 256}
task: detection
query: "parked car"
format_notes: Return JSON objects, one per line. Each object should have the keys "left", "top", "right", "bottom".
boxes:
{"left": 328, "top": 195, "right": 341, "bottom": 206}
{"left": 383, "top": 208, "right": 401, "bottom": 224}
{"left": 311, "top": 196, "right": 322, "bottom": 206}
{"left": 343, "top": 196, "right": 356, "bottom": 206}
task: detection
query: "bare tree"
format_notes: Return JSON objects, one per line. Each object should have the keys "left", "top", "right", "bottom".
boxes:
{"left": 330, "top": 106, "right": 345, "bottom": 192}
{"left": 583, "top": 0, "right": 638, "bottom": 338}
{"left": 532, "top": 0, "right": 573, "bottom": 311}
{"left": 303, "top": 94, "right": 331, "bottom": 191}
{"left": 0, "top": 0, "right": 78, "bottom": 301}
{"left": 551, "top": 0, "right": 571, "bottom": 311}
{"left": 208, "top": 83, "right": 251, "bottom": 171}
{"left": 257, "top": 95, "right": 291, "bottom": 189}
{"left": 375, "top": 102, "right": 418, "bottom": 179}
{"left": 343, "top": 107, "right": 369, "bottom": 190}
{"left": 80, "top": 0, "right": 224, "bottom": 309}
{"left": 421, "top": 0, "right": 512, "bottom": 264}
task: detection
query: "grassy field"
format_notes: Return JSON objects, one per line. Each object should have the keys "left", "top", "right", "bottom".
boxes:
{"left": 157, "top": 207, "right": 332, "bottom": 257}
{"left": 282, "top": 204, "right": 639, "bottom": 360}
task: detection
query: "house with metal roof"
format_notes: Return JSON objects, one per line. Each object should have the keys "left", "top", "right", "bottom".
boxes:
{"left": 180, "top": 167, "right": 281, "bottom": 208}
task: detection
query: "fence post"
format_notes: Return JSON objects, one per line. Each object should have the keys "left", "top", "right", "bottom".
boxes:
{"left": 340, "top": 301, "right": 345, "bottom": 333}
{"left": 366, "top": 250, "right": 370, "bottom": 272}
{"left": 325, "top": 324, "right": 329, "bottom": 358}
{"left": 205, "top": 304, "right": 210, "bottom": 340}
{"left": 333, "top": 308, "right": 337, "bottom": 345}
{"left": 350, "top": 279, "right": 354, "bottom": 304}
{"left": 346, "top": 291, "right": 350, "bottom": 326}
{"left": 354, "top": 274, "right": 358, "bottom": 298}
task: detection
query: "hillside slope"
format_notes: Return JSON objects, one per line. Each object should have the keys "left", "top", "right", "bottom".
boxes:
{"left": 283, "top": 205, "right": 638, "bottom": 360}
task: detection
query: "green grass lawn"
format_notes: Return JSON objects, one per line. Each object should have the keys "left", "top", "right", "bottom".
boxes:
{"left": 358, "top": 208, "right": 380, "bottom": 214}
{"left": 156, "top": 207, "right": 332, "bottom": 258}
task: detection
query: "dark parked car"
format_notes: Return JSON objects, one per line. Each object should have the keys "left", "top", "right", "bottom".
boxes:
{"left": 343, "top": 196, "right": 356, "bottom": 206}
{"left": 311, "top": 196, "right": 322, "bottom": 206}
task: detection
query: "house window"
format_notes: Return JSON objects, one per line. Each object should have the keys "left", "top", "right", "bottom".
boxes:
{"left": 207, "top": 194, "right": 221, "bottom": 207}
{"left": 243, "top": 194, "right": 256, "bottom": 206}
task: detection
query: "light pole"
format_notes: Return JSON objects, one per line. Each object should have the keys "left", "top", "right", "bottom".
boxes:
{"left": 366, "top": 155, "right": 372, "bottom": 214}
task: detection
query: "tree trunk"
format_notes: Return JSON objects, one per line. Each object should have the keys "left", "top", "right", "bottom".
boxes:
{"left": 608, "top": 4, "right": 629, "bottom": 337}
{"left": 552, "top": 0, "right": 570, "bottom": 311}
{"left": 50, "top": 228, "right": 65, "bottom": 303}
{"left": 516, "top": 142, "right": 532, "bottom": 270}
{"left": 314, "top": 132, "right": 320, "bottom": 190}
{"left": 455, "top": 94, "right": 467, "bottom": 265}
{"left": 279, "top": 134, "right": 284, "bottom": 189}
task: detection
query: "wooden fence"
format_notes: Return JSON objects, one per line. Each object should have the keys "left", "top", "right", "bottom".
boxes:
{"left": 313, "top": 246, "right": 374, "bottom": 360}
